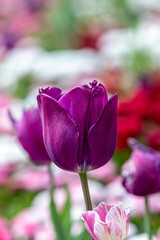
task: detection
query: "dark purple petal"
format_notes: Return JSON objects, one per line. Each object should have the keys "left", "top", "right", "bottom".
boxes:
{"left": 8, "top": 111, "right": 18, "bottom": 130}
{"left": 89, "top": 82, "right": 108, "bottom": 127}
{"left": 9, "top": 108, "right": 50, "bottom": 164}
{"left": 58, "top": 86, "right": 91, "bottom": 168}
{"left": 58, "top": 82, "right": 108, "bottom": 170}
{"left": 88, "top": 94, "right": 118, "bottom": 170}
{"left": 39, "top": 87, "right": 62, "bottom": 100}
{"left": 37, "top": 94, "right": 79, "bottom": 171}
{"left": 128, "top": 138, "right": 160, "bottom": 156}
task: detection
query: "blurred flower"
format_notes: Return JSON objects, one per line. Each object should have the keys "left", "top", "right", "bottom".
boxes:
{"left": 0, "top": 93, "right": 13, "bottom": 134}
{"left": 89, "top": 160, "right": 116, "bottom": 182}
{"left": 117, "top": 75, "right": 160, "bottom": 149}
{"left": 12, "top": 207, "right": 53, "bottom": 240}
{"left": 122, "top": 139, "right": 160, "bottom": 196}
{"left": 12, "top": 166, "right": 49, "bottom": 191}
{"left": 129, "top": 233, "right": 157, "bottom": 240}
{"left": 1, "top": 27, "right": 20, "bottom": 49}
{"left": 82, "top": 202, "right": 132, "bottom": 240}
{"left": 23, "top": 0, "right": 45, "bottom": 13}
{"left": 34, "top": 226, "right": 55, "bottom": 240}
{"left": 9, "top": 108, "right": 51, "bottom": 165}
{"left": 147, "top": 130, "right": 160, "bottom": 149}
{"left": 117, "top": 115, "right": 142, "bottom": 149}
{"left": 0, "top": 163, "right": 17, "bottom": 185}
{"left": 37, "top": 81, "right": 118, "bottom": 172}
{"left": 0, "top": 218, "right": 12, "bottom": 240}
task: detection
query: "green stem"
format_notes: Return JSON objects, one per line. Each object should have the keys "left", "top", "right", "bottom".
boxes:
{"left": 48, "top": 164, "right": 67, "bottom": 240}
{"left": 79, "top": 172, "right": 92, "bottom": 211}
{"left": 144, "top": 196, "right": 152, "bottom": 240}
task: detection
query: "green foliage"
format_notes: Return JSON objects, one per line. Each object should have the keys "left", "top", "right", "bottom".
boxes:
{"left": 11, "top": 74, "right": 34, "bottom": 99}
{"left": 60, "top": 188, "right": 72, "bottom": 237}
{"left": 50, "top": 186, "right": 91, "bottom": 240}
{"left": 126, "top": 50, "right": 154, "bottom": 76}
{"left": 0, "top": 186, "right": 38, "bottom": 219}
{"left": 113, "top": 148, "right": 131, "bottom": 174}
{"left": 41, "top": 0, "right": 79, "bottom": 50}
{"left": 131, "top": 214, "right": 160, "bottom": 235}
{"left": 71, "top": 229, "right": 91, "bottom": 240}
{"left": 110, "top": 0, "right": 139, "bottom": 27}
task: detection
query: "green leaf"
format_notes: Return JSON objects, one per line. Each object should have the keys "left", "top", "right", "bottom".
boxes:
{"left": 0, "top": 187, "right": 38, "bottom": 219}
{"left": 125, "top": 50, "right": 154, "bottom": 76}
{"left": 42, "top": 0, "right": 79, "bottom": 50}
{"left": 71, "top": 228, "right": 91, "bottom": 240}
{"left": 60, "top": 187, "right": 72, "bottom": 237}
{"left": 11, "top": 74, "right": 34, "bottom": 99}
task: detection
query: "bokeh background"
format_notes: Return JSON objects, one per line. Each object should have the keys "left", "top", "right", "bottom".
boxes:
{"left": 0, "top": 0, "right": 160, "bottom": 239}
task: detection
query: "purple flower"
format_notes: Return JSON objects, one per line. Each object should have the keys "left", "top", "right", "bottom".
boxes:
{"left": 24, "top": 0, "right": 45, "bottom": 12}
{"left": 2, "top": 28, "right": 19, "bottom": 50}
{"left": 37, "top": 80, "right": 118, "bottom": 172}
{"left": 122, "top": 139, "right": 160, "bottom": 196}
{"left": 9, "top": 108, "right": 51, "bottom": 165}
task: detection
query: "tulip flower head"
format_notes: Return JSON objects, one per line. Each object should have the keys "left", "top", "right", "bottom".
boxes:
{"left": 122, "top": 139, "right": 160, "bottom": 196}
{"left": 9, "top": 108, "right": 51, "bottom": 165}
{"left": 82, "top": 202, "right": 132, "bottom": 240}
{"left": 37, "top": 81, "right": 118, "bottom": 172}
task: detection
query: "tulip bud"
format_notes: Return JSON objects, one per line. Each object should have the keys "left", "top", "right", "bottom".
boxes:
{"left": 37, "top": 81, "right": 118, "bottom": 172}
{"left": 122, "top": 139, "right": 160, "bottom": 196}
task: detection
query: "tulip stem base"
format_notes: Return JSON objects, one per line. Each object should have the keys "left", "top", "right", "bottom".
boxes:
{"left": 48, "top": 164, "right": 66, "bottom": 240}
{"left": 79, "top": 172, "right": 92, "bottom": 211}
{"left": 144, "top": 196, "right": 152, "bottom": 240}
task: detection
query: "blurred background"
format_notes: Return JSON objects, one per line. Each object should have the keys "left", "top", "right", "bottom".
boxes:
{"left": 0, "top": 0, "right": 160, "bottom": 239}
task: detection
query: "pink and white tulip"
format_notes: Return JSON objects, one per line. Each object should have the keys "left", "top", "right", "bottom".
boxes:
{"left": 82, "top": 202, "right": 132, "bottom": 240}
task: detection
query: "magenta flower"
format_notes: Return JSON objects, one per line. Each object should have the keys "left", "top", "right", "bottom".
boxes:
{"left": 37, "top": 81, "right": 118, "bottom": 172}
{"left": 0, "top": 217, "right": 12, "bottom": 240}
{"left": 82, "top": 202, "right": 132, "bottom": 240}
{"left": 9, "top": 108, "right": 51, "bottom": 165}
{"left": 122, "top": 139, "right": 160, "bottom": 196}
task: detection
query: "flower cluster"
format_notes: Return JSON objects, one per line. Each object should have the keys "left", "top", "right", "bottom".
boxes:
{"left": 117, "top": 75, "right": 160, "bottom": 149}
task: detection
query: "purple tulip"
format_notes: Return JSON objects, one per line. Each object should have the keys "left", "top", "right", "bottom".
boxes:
{"left": 37, "top": 80, "right": 118, "bottom": 172}
{"left": 9, "top": 108, "right": 51, "bottom": 165}
{"left": 122, "top": 139, "right": 160, "bottom": 196}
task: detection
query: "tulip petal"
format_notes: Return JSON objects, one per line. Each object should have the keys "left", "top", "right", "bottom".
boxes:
{"left": 133, "top": 150, "right": 160, "bottom": 195}
{"left": 106, "top": 203, "right": 124, "bottom": 225}
{"left": 122, "top": 149, "right": 160, "bottom": 196}
{"left": 108, "top": 221, "right": 123, "bottom": 240}
{"left": 94, "top": 202, "right": 112, "bottom": 222}
{"left": 106, "top": 203, "right": 129, "bottom": 238}
{"left": 89, "top": 83, "right": 108, "bottom": 127}
{"left": 37, "top": 94, "right": 79, "bottom": 171}
{"left": 82, "top": 211, "right": 100, "bottom": 240}
{"left": 39, "top": 87, "right": 62, "bottom": 100}
{"left": 94, "top": 222, "right": 110, "bottom": 240}
{"left": 88, "top": 94, "right": 118, "bottom": 170}
{"left": 9, "top": 108, "right": 50, "bottom": 164}
{"left": 59, "top": 86, "right": 91, "bottom": 167}
{"left": 128, "top": 138, "right": 159, "bottom": 156}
